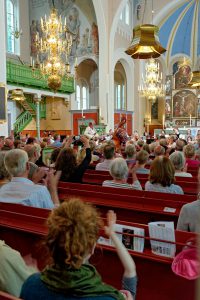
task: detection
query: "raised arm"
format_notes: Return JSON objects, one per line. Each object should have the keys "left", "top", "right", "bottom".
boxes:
{"left": 104, "top": 211, "right": 136, "bottom": 278}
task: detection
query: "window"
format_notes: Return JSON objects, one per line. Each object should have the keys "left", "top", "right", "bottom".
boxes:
{"left": 6, "top": 0, "right": 19, "bottom": 54}
{"left": 6, "top": 0, "right": 15, "bottom": 53}
{"left": 115, "top": 83, "right": 126, "bottom": 110}
{"left": 125, "top": 3, "right": 130, "bottom": 25}
{"left": 76, "top": 82, "right": 88, "bottom": 110}
{"left": 120, "top": 1, "right": 130, "bottom": 26}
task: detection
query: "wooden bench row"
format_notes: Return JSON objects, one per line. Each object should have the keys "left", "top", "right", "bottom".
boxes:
{"left": 82, "top": 170, "right": 199, "bottom": 195}
{"left": 57, "top": 182, "right": 197, "bottom": 225}
{"left": 0, "top": 202, "right": 198, "bottom": 300}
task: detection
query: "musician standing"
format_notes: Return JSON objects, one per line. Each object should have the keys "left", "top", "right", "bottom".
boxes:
{"left": 84, "top": 122, "right": 97, "bottom": 139}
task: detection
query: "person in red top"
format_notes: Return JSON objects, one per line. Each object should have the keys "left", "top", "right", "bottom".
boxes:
{"left": 184, "top": 144, "right": 200, "bottom": 168}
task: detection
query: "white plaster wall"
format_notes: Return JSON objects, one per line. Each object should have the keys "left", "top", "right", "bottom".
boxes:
{"left": 19, "top": 0, "right": 30, "bottom": 63}
{"left": 0, "top": 0, "right": 8, "bottom": 137}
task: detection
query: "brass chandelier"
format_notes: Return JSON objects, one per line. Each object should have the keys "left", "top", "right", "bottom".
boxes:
{"left": 30, "top": 2, "right": 76, "bottom": 92}
{"left": 138, "top": 58, "right": 166, "bottom": 101}
{"left": 125, "top": 0, "right": 166, "bottom": 59}
{"left": 125, "top": 24, "right": 166, "bottom": 59}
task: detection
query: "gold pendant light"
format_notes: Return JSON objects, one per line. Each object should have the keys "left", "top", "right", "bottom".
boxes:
{"left": 10, "top": 89, "right": 26, "bottom": 101}
{"left": 188, "top": 71, "right": 200, "bottom": 88}
{"left": 125, "top": 24, "right": 166, "bottom": 59}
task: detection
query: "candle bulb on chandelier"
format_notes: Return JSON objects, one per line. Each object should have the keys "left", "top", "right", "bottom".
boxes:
{"left": 81, "top": 108, "right": 83, "bottom": 118}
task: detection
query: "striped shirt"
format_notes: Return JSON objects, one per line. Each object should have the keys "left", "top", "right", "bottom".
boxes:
{"left": 102, "top": 180, "right": 142, "bottom": 190}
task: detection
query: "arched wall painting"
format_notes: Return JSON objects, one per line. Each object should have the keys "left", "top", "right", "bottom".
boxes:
{"left": 174, "top": 65, "right": 192, "bottom": 89}
{"left": 172, "top": 89, "right": 197, "bottom": 118}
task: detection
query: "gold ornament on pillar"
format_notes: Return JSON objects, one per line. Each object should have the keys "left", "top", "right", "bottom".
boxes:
{"left": 125, "top": 0, "right": 166, "bottom": 59}
{"left": 10, "top": 89, "right": 26, "bottom": 101}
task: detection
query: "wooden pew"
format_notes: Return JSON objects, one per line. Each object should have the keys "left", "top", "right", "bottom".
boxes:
{"left": 57, "top": 182, "right": 196, "bottom": 225}
{"left": 58, "top": 181, "right": 196, "bottom": 202}
{"left": 82, "top": 170, "right": 198, "bottom": 195}
{"left": 0, "top": 203, "right": 198, "bottom": 300}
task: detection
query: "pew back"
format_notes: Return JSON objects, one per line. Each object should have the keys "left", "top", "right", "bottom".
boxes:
{"left": 0, "top": 203, "right": 198, "bottom": 300}
{"left": 83, "top": 170, "right": 198, "bottom": 194}
{"left": 57, "top": 182, "right": 196, "bottom": 225}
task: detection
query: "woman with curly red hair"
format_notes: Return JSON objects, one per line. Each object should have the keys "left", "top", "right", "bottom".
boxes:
{"left": 21, "top": 200, "right": 137, "bottom": 300}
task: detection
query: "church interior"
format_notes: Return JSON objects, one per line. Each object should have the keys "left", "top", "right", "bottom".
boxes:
{"left": 0, "top": 0, "right": 199, "bottom": 138}
{"left": 0, "top": 1, "right": 200, "bottom": 300}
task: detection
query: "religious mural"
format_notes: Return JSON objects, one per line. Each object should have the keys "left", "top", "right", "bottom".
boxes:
{"left": 30, "top": 0, "right": 99, "bottom": 59}
{"left": 165, "top": 97, "right": 171, "bottom": 119}
{"left": 172, "top": 89, "right": 197, "bottom": 118}
{"left": 165, "top": 75, "right": 173, "bottom": 95}
{"left": 174, "top": 64, "right": 192, "bottom": 89}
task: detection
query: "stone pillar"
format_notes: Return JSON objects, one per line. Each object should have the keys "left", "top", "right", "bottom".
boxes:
{"left": 0, "top": 1, "right": 8, "bottom": 136}
{"left": 34, "top": 97, "right": 41, "bottom": 140}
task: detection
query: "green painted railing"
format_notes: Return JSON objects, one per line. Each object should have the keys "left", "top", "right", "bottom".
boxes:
{"left": 24, "top": 94, "right": 46, "bottom": 118}
{"left": 7, "top": 60, "right": 75, "bottom": 93}
{"left": 14, "top": 110, "right": 33, "bottom": 134}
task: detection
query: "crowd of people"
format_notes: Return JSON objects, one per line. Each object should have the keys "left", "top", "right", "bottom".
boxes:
{"left": 0, "top": 125, "right": 200, "bottom": 299}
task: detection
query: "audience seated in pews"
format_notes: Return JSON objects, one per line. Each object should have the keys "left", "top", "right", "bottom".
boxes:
{"left": 89, "top": 140, "right": 100, "bottom": 163}
{"left": 0, "top": 149, "right": 59, "bottom": 208}
{"left": 154, "top": 145, "right": 165, "bottom": 157}
{"left": 55, "top": 136, "right": 91, "bottom": 183}
{"left": 95, "top": 142, "right": 115, "bottom": 171}
{"left": 125, "top": 144, "right": 136, "bottom": 166}
{"left": 184, "top": 144, "right": 200, "bottom": 168}
{"left": 145, "top": 156, "right": 184, "bottom": 194}
{"left": 169, "top": 151, "right": 192, "bottom": 177}
{"left": 20, "top": 200, "right": 137, "bottom": 300}
{"left": 51, "top": 134, "right": 63, "bottom": 148}
{"left": 103, "top": 157, "right": 142, "bottom": 190}
{"left": 135, "top": 150, "right": 150, "bottom": 174}
{"left": 177, "top": 198, "right": 200, "bottom": 232}
{"left": 0, "top": 240, "right": 37, "bottom": 297}
{"left": 24, "top": 144, "right": 44, "bottom": 183}
{"left": 0, "top": 151, "right": 11, "bottom": 187}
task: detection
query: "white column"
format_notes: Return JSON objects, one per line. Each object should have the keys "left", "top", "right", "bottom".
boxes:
{"left": 0, "top": 1, "right": 8, "bottom": 136}
{"left": 34, "top": 97, "right": 41, "bottom": 140}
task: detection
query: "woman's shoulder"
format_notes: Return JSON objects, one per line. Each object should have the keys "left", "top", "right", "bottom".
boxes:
{"left": 21, "top": 272, "right": 116, "bottom": 300}
{"left": 170, "top": 184, "right": 184, "bottom": 194}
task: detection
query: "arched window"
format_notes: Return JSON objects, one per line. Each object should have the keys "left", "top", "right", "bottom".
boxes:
{"left": 114, "top": 62, "right": 127, "bottom": 111}
{"left": 125, "top": 3, "right": 130, "bottom": 25}
{"left": 120, "top": 1, "right": 130, "bottom": 26}
{"left": 76, "top": 81, "right": 89, "bottom": 110}
{"left": 6, "top": 0, "right": 19, "bottom": 54}
{"left": 6, "top": 0, "right": 15, "bottom": 53}
{"left": 115, "top": 83, "right": 126, "bottom": 110}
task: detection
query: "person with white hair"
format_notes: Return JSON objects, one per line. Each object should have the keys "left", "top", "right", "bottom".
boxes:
{"left": 102, "top": 158, "right": 142, "bottom": 190}
{"left": 0, "top": 149, "right": 59, "bottom": 208}
{"left": 169, "top": 151, "right": 192, "bottom": 177}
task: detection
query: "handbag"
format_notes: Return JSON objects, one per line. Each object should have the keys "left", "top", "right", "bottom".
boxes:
{"left": 171, "top": 247, "right": 200, "bottom": 280}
